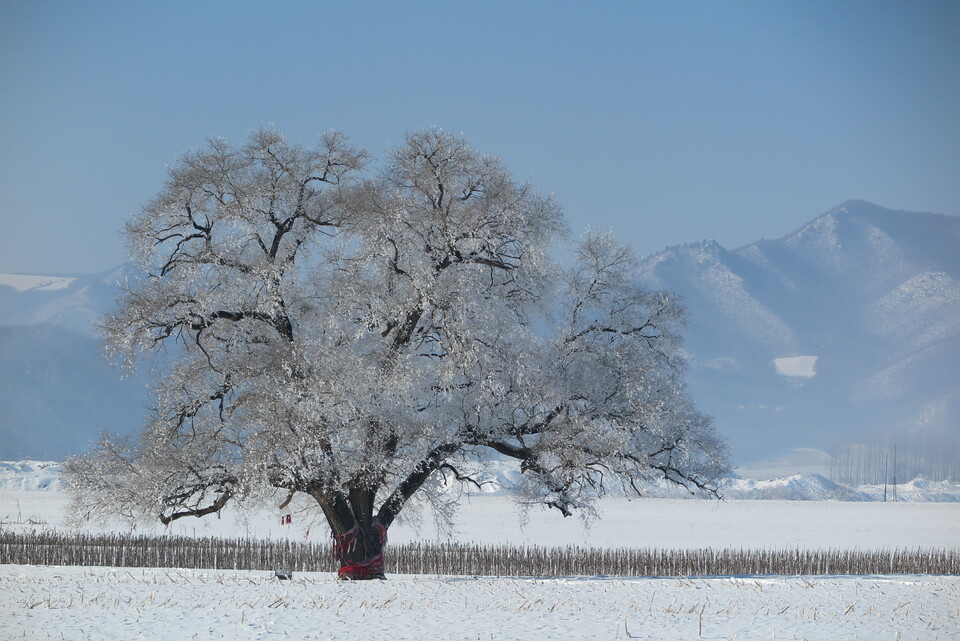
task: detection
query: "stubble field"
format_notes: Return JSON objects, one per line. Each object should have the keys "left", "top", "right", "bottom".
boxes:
{"left": 2, "top": 565, "right": 958, "bottom": 640}
{"left": 2, "top": 488, "right": 959, "bottom": 640}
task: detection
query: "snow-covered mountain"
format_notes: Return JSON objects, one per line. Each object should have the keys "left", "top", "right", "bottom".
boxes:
{"left": 0, "top": 266, "right": 130, "bottom": 334}
{"left": 5, "top": 459, "right": 959, "bottom": 502}
{"left": 2, "top": 201, "right": 957, "bottom": 469}
{"left": 0, "top": 266, "right": 150, "bottom": 459}
{"left": 636, "top": 200, "right": 960, "bottom": 465}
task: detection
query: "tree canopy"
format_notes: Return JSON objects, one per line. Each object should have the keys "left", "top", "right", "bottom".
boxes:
{"left": 67, "top": 128, "right": 729, "bottom": 578}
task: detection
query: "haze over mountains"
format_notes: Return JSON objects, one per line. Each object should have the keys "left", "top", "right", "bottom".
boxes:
{"left": 636, "top": 200, "right": 960, "bottom": 470}
{"left": 1, "top": 201, "right": 958, "bottom": 474}
{"left": 0, "top": 266, "right": 150, "bottom": 459}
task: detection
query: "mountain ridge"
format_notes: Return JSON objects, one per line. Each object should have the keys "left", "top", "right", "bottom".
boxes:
{"left": 635, "top": 201, "right": 959, "bottom": 468}
{"left": 2, "top": 202, "right": 957, "bottom": 471}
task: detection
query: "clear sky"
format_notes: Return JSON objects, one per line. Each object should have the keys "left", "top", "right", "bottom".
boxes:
{"left": 1, "top": 0, "right": 958, "bottom": 274}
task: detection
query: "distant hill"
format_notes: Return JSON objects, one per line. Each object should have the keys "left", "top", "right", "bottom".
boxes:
{"left": 5, "top": 460, "right": 960, "bottom": 502}
{"left": 0, "top": 266, "right": 150, "bottom": 460}
{"left": 0, "top": 267, "right": 131, "bottom": 334}
{"left": 2, "top": 201, "right": 958, "bottom": 471}
{"left": 635, "top": 200, "right": 960, "bottom": 469}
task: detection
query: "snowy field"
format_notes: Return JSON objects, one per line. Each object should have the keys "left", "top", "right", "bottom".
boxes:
{"left": 3, "top": 462, "right": 959, "bottom": 640}
{"left": 2, "top": 488, "right": 958, "bottom": 550}
{"left": 2, "top": 565, "right": 958, "bottom": 640}
{"left": 4, "top": 489, "right": 960, "bottom": 551}
{"left": 3, "top": 461, "right": 959, "bottom": 550}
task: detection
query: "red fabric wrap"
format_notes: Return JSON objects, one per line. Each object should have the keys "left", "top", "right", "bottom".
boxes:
{"left": 332, "top": 519, "right": 389, "bottom": 579}
{"left": 331, "top": 525, "right": 358, "bottom": 558}
{"left": 337, "top": 553, "right": 385, "bottom": 580}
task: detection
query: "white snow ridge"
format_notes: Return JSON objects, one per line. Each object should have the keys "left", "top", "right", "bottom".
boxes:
{"left": 0, "top": 461, "right": 66, "bottom": 491}
{"left": 773, "top": 355, "right": 818, "bottom": 378}
{"left": 0, "top": 273, "right": 77, "bottom": 292}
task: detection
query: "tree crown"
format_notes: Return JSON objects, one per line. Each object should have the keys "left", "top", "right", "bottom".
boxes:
{"left": 68, "top": 128, "right": 729, "bottom": 530}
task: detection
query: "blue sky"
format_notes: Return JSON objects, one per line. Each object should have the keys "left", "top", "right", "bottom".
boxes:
{"left": 1, "top": 0, "right": 958, "bottom": 274}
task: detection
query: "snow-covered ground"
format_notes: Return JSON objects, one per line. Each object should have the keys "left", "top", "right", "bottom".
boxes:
{"left": 3, "top": 461, "right": 959, "bottom": 640}
{"left": 5, "top": 488, "right": 960, "bottom": 550}
{"left": 2, "top": 565, "right": 958, "bottom": 641}
{"left": 2, "top": 461, "right": 959, "bottom": 549}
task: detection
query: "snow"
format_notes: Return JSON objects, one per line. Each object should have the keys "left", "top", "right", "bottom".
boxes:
{"left": 0, "top": 461, "right": 66, "bottom": 491}
{"left": 2, "top": 462, "right": 959, "bottom": 550}
{"left": 773, "top": 355, "right": 818, "bottom": 378}
{"left": 635, "top": 201, "right": 960, "bottom": 465}
{"left": 0, "top": 273, "right": 77, "bottom": 292}
{"left": 858, "top": 476, "right": 960, "bottom": 502}
{"left": 720, "top": 474, "right": 861, "bottom": 501}
{"left": 441, "top": 497, "right": 959, "bottom": 549}
{"left": 9, "top": 459, "right": 960, "bottom": 501}
{"left": 1, "top": 565, "right": 957, "bottom": 641}
{"left": 4, "top": 489, "right": 960, "bottom": 549}
{"left": 2, "top": 461, "right": 959, "bottom": 640}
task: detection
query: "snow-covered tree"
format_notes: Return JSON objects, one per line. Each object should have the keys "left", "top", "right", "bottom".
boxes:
{"left": 66, "top": 128, "right": 729, "bottom": 579}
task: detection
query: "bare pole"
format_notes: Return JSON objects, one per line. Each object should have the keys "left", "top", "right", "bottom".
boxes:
{"left": 884, "top": 454, "right": 888, "bottom": 502}
{"left": 892, "top": 444, "right": 898, "bottom": 502}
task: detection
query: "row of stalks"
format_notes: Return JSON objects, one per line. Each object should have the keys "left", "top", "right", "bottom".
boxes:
{"left": 1, "top": 530, "right": 956, "bottom": 576}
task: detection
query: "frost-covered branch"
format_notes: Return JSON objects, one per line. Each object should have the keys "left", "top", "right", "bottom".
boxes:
{"left": 69, "top": 128, "right": 728, "bottom": 578}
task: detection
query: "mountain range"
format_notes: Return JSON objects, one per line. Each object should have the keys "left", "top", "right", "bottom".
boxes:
{"left": 0, "top": 267, "right": 150, "bottom": 459}
{"left": 1, "top": 201, "right": 958, "bottom": 472}
{"left": 635, "top": 200, "right": 960, "bottom": 468}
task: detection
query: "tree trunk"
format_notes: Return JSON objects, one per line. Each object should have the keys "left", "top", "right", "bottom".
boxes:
{"left": 332, "top": 518, "right": 388, "bottom": 580}
{"left": 311, "top": 487, "right": 389, "bottom": 580}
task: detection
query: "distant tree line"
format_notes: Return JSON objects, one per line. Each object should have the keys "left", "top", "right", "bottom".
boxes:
{"left": 830, "top": 429, "right": 960, "bottom": 486}
{"left": 2, "top": 530, "right": 956, "bottom": 576}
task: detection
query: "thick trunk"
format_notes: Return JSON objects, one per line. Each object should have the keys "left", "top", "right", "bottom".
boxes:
{"left": 332, "top": 518, "right": 388, "bottom": 580}
{"left": 311, "top": 487, "right": 389, "bottom": 580}
{"left": 306, "top": 449, "right": 457, "bottom": 579}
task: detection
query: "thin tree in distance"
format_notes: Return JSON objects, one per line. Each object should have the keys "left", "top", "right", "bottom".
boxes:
{"left": 67, "top": 128, "right": 729, "bottom": 579}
